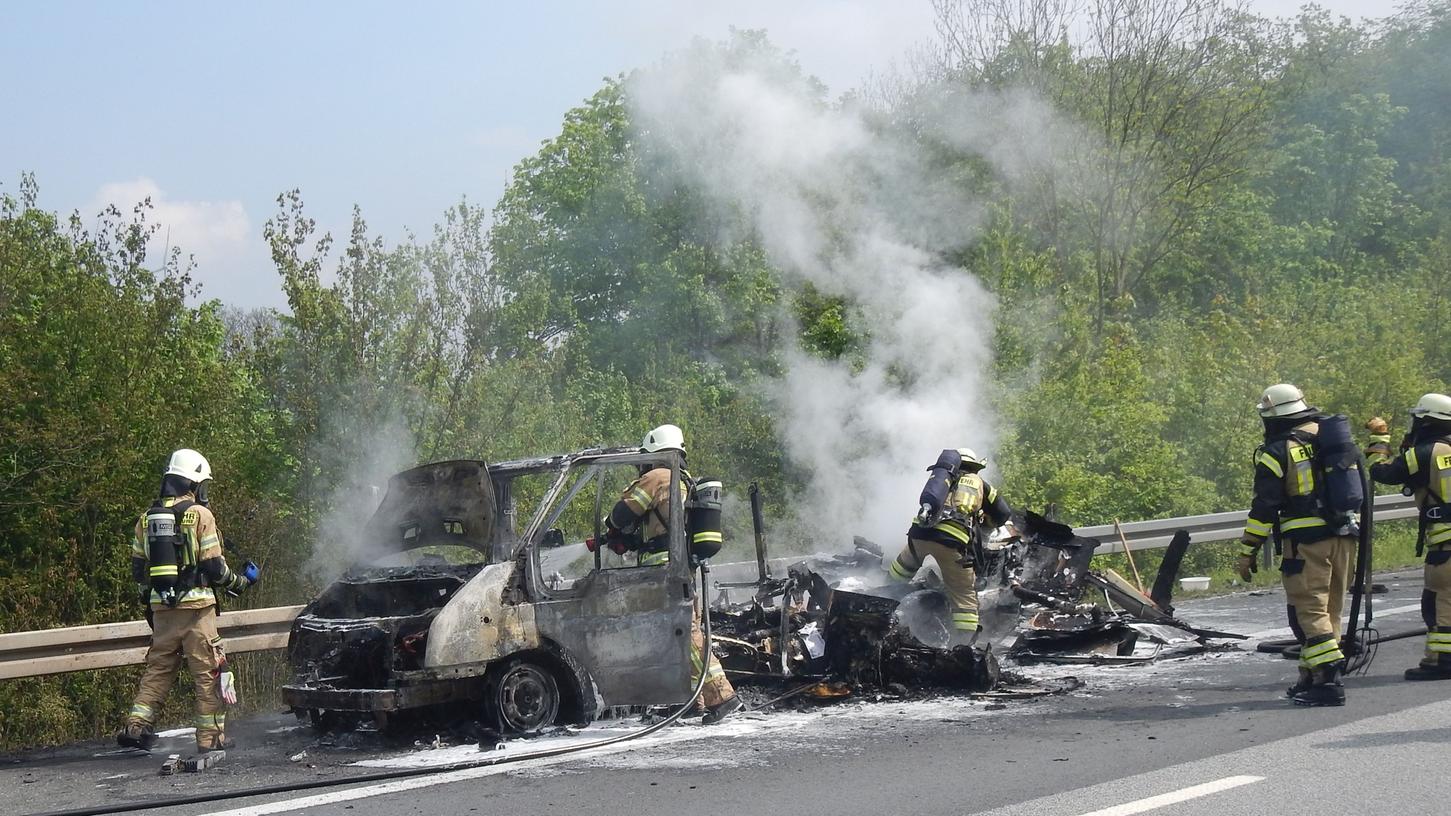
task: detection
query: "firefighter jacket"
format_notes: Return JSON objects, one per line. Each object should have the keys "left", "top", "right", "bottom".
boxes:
{"left": 1240, "top": 419, "right": 1340, "bottom": 557}
{"left": 130, "top": 495, "right": 247, "bottom": 609}
{"left": 909, "top": 473, "right": 1012, "bottom": 551}
{"left": 1368, "top": 436, "right": 1451, "bottom": 552}
{"left": 608, "top": 466, "right": 680, "bottom": 565}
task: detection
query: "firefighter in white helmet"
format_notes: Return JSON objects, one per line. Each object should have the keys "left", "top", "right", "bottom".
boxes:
{"left": 1238, "top": 384, "right": 1353, "bottom": 705}
{"left": 1364, "top": 393, "right": 1451, "bottom": 680}
{"left": 889, "top": 448, "right": 1014, "bottom": 643}
{"left": 117, "top": 449, "right": 259, "bottom": 753}
{"left": 600, "top": 425, "right": 741, "bottom": 724}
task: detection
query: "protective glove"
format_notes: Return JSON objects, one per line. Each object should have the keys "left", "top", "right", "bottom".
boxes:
{"left": 1365, "top": 416, "right": 1389, "bottom": 435}
{"left": 217, "top": 669, "right": 238, "bottom": 704}
{"left": 137, "top": 584, "right": 151, "bottom": 607}
{"left": 241, "top": 560, "right": 261, "bottom": 585}
{"left": 1235, "top": 554, "right": 1257, "bottom": 582}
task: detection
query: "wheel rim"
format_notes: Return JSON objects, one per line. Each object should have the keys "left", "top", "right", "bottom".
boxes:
{"left": 496, "top": 663, "right": 559, "bottom": 732}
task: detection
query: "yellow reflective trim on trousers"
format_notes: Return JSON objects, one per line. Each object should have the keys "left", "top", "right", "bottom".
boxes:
{"left": 1244, "top": 518, "right": 1273, "bottom": 537}
{"left": 1280, "top": 516, "right": 1325, "bottom": 532}
{"left": 692, "top": 531, "right": 723, "bottom": 543}
{"left": 1239, "top": 543, "right": 1260, "bottom": 557}
{"left": 889, "top": 558, "right": 915, "bottom": 581}
{"left": 1257, "top": 451, "right": 1284, "bottom": 478}
{"left": 149, "top": 564, "right": 179, "bottom": 576}
{"left": 195, "top": 713, "right": 226, "bottom": 728}
{"left": 629, "top": 486, "right": 654, "bottom": 509}
{"left": 1300, "top": 639, "right": 1344, "bottom": 667}
{"left": 951, "top": 613, "right": 980, "bottom": 630}
{"left": 1427, "top": 632, "right": 1451, "bottom": 644}
{"left": 128, "top": 703, "right": 155, "bottom": 722}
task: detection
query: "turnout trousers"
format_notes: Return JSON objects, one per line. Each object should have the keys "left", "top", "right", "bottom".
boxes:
{"left": 1282, "top": 535, "right": 1353, "bottom": 669}
{"left": 1421, "top": 547, "right": 1451, "bottom": 665}
{"left": 891, "top": 538, "right": 980, "bottom": 634}
{"left": 127, "top": 606, "right": 228, "bottom": 751}
{"left": 691, "top": 606, "right": 736, "bottom": 708}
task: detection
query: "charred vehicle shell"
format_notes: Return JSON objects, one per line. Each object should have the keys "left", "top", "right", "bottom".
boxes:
{"left": 282, "top": 450, "right": 699, "bottom": 733}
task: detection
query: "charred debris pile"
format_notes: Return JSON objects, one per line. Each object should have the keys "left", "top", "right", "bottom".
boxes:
{"left": 708, "top": 509, "right": 1245, "bottom": 704}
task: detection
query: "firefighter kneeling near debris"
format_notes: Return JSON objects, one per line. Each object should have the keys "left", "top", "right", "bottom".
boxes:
{"left": 117, "top": 449, "right": 259, "bottom": 753}
{"left": 598, "top": 424, "right": 742, "bottom": 725}
{"left": 889, "top": 448, "right": 1013, "bottom": 644}
{"left": 1364, "top": 394, "right": 1451, "bottom": 681}
{"left": 1237, "top": 384, "right": 1356, "bottom": 706}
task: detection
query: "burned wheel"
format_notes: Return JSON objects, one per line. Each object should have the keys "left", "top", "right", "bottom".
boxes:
{"left": 487, "top": 658, "right": 560, "bottom": 734}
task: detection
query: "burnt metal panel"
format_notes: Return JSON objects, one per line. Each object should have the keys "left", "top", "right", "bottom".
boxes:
{"left": 362, "top": 460, "right": 497, "bottom": 556}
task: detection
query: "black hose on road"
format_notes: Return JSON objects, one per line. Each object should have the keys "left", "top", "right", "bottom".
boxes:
{"left": 30, "top": 563, "right": 720, "bottom": 816}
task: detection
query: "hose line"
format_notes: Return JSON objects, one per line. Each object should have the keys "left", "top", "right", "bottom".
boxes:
{"left": 30, "top": 562, "right": 718, "bottom": 816}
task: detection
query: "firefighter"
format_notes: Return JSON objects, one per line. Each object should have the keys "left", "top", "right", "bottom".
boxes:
{"left": 602, "top": 424, "right": 742, "bottom": 725}
{"left": 117, "top": 449, "right": 259, "bottom": 753}
{"left": 1364, "top": 393, "right": 1451, "bottom": 680}
{"left": 889, "top": 448, "right": 1013, "bottom": 644}
{"left": 1235, "top": 384, "right": 1354, "bottom": 706}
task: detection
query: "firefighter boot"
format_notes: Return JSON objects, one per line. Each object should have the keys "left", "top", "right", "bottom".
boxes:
{"left": 1292, "top": 663, "right": 1346, "bottom": 707}
{"left": 116, "top": 722, "right": 158, "bottom": 750}
{"left": 1405, "top": 654, "right": 1451, "bottom": 681}
{"left": 1284, "top": 667, "right": 1313, "bottom": 699}
{"left": 702, "top": 695, "right": 743, "bottom": 725}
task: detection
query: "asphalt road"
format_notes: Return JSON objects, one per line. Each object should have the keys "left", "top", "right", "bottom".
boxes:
{"left": 4, "top": 570, "right": 1443, "bottom": 816}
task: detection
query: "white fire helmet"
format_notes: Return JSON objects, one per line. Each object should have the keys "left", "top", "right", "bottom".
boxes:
{"left": 165, "top": 449, "right": 213, "bottom": 483}
{"left": 1257, "top": 383, "right": 1311, "bottom": 418}
{"left": 640, "top": 424, "right": 686, "bottom": 455}
{"left": 1411, "top": 393, "right": 1451, "bottom": 422}
{"left": 956, "top": 448, "right": 987, "bottom": 470}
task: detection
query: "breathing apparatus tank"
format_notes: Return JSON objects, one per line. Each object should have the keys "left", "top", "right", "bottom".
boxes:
{"left": 145, "top": 501, "right": 186, "bottom": 606}
{"left": 686, "top": 477, "right": 724, "bottom": 562}
{"left": 1315, "top": 414, "right": 1365, "bottom": 518}
{"left": 918, "top": 449, "right": 963, "bottom": 524}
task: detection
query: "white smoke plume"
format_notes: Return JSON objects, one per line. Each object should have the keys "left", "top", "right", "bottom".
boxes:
{"left": 629, "top": 38, "right": 1075, "bottom": 554}
{"left": 304, "top": 415, "right": 419, "bottom": 584}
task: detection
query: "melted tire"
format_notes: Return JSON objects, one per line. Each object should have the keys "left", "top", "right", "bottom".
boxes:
{"left": 486, "top": 657, "right": 561, "bottom": 734}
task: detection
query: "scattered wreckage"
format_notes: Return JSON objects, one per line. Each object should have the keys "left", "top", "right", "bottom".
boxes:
{"left": 705, "top": 503, "right": 1246, "bottom": 704}
{"left": 281, "top": 450, "right": 1243, "bottom": 738}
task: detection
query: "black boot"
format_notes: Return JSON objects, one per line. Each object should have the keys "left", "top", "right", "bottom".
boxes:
{"left": 702, "top": 695, "right": 743, "bottom": 725}
{"left": 1405, "top": 655, "right": 1451, "bottom": 681}
{"left": 116, "top": 723, "right": 158, "bottom": 750}
{"left": 1292, "top": 664, "right": 1346, "bottom": 707}
{"left": 1285, "top": 668, "right": 1313, "bottom": 698}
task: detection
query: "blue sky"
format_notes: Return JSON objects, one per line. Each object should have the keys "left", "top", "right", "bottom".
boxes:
{"left": 1, "top": 0, "right": 1383, "bottom": 309}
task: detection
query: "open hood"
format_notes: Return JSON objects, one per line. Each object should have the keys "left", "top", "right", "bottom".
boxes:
{"left": 361, "top": 460, "right": 497, "bottom": 556}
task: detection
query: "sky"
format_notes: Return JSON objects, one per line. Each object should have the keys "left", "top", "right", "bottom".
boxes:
{"left": 0, "top": 0, "right": 1395, "bottom": 310}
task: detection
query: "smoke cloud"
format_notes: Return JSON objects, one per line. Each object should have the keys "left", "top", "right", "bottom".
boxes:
{"left": 629, "top": 38, "right": 1075, "bottom": 553}
{"left": 305, "top": 414, "right": 419, "bottom": 584}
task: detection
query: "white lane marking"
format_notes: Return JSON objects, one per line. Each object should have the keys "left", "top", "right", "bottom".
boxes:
{"left": 1072, "top": 775, "right": 1264, "bottom": 816}
{"left": 1243, "top": 602, "right": 1423, "bottom": 640}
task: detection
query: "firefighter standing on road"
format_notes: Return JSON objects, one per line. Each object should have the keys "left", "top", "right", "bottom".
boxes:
{"left": 1236, "top": 384, "right": 1354, "bottom": 706}
{"left": 889, "top": 448, "right": 1013, "bottom": 643}
{"left": 117, "top": 449, "right": 259, "bottom": 753}
{"left": 1364, "top": 393, "right": 1451, "bottom": 681}
{"left": 601, "top": 424, "right": 742, "bottom": 725}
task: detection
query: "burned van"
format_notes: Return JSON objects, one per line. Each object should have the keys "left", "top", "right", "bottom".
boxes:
{"left": 281, "top": 448, "right": 698, "bottom": 733}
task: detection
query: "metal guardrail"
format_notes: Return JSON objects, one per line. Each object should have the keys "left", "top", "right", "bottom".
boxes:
{"left": 0, "top": 605, "right": 304, "bottom": 681}
{"left": 0, "top": 493, "right": 1420, "bottom": 681}
{"left": 1087, "top": 493, "right": 1418, "bottom": 554}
